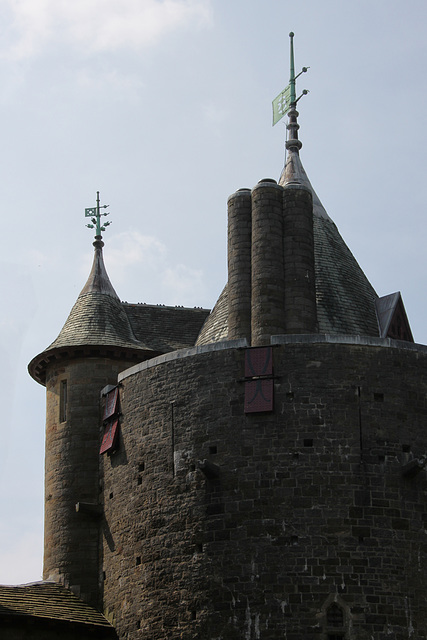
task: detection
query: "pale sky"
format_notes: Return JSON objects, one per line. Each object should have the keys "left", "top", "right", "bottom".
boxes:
{"left": 1, "top": 0, "right": 426, "bottom": 584}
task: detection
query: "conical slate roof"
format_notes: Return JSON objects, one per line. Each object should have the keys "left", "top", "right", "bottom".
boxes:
{"left": 28, "top": 237, "right": 152, "bottom": 384}
{"left": 279, "top": 146, "right": 379, "bottom": 336}
{"left": 196, "top": 137, "right": 380, "bottom": 345}
{"left": 46, "top": 238, "right": 145, "bottom": 351}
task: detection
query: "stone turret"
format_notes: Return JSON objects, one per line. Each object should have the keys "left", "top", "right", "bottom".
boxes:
{"left": 28, "top": 235, "right": 149, "bottom": 607}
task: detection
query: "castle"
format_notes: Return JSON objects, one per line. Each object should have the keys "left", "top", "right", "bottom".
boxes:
{"left": 1, "top": 36, "right": 427, "bottom": 640}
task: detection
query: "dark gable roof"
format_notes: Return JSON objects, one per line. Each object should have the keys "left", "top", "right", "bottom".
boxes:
{"left": 376, "top": 292, "right": 414, "bottom": 341}
{"left": 0, "top": 582, "right": 116, "bottom": 635}
{"left": 124, "top": 303, "right": 210, "bottom": 352}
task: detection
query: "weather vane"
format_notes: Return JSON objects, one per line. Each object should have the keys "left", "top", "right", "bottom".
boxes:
{"left": 272, "top": 32, "right": 309, "bottom": 126}
{"left": 85, "top": 191, "right": 111, "bottom": 237}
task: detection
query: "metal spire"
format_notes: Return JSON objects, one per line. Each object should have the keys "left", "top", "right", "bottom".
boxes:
{"left": 85, "top": 191, "right": 111, "bottom": 239}
{"left": 286, "top": 33, "right": 309, "bottom": 153}
{"left": 272, "top": 32, "right": 308, "bottom": 127}
{"left": 289, "top": 31, "right": 296, "bottom": 105}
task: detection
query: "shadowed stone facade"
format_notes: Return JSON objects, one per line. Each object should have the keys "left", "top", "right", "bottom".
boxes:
{"left": 100, "top": 338, "right": 427, "bottom": 639}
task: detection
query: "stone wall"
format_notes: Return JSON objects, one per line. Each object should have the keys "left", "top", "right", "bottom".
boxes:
{"left": 44, "top": 356, "right": 135, "bottom": 607}
{"left": 101, "top": 340, "right": 427, "bottom": 639}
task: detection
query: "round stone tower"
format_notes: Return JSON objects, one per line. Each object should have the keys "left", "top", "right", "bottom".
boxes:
{"left": 28, "top": 233, "right": 151, "bottom": 607}
{"left": 102, "top": 337, "right": 427, "bottom": 640}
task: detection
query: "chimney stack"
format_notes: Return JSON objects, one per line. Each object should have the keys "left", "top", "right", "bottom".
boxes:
{"left": 227, "top": 178, "right": 317, "bottom": 346}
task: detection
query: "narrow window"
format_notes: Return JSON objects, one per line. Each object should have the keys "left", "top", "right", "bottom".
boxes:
{"left": 59, "top": 380, "right": 67, "bottom": 423}
{"left": 327, "top": 603, "right": 344, "bottom": 627}
{"left": 325, "top": 603, "right": 346, "bottom": 639}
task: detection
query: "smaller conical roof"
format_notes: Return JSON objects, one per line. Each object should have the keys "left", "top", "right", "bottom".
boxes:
{"left": 78, "top": 237, "right": 120, "bottom": 299}
{"left": 49, "top": 238, "right": 142, "bottom": 349}
{"left": 46, "top": 238, "right": 142, "bottom": 351}
{"left": 28, "top": 237, "right": 152, "bottom": 384}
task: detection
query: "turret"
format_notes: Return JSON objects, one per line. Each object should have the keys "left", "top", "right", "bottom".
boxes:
{"left": 28, "top": 196, "right": 150, "bottom": 606}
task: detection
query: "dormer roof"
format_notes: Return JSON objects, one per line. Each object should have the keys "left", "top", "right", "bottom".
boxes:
{"left": 376, "top": 292, "right": 414, "bottom": 342}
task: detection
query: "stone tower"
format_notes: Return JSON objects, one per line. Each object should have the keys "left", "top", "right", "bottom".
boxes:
{"left": 28, "top": 234, "right": 150, "bottom": 606}
{"left": 26, "top": 37, "right": 427, "bottom": 640}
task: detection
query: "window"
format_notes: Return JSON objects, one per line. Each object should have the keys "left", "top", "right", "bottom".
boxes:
{"left": 59, "top": 380, "right": 67, "bottom": 423}
{"left": 327, "top": 603, "right": 344, "bottom": 627}
{"left": 325, "top": 603, "right": 346, "bottom": 639}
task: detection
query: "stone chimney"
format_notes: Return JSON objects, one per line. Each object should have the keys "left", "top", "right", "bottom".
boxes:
{"left": 227, "top": 177, "right": 317, "bottom": 346}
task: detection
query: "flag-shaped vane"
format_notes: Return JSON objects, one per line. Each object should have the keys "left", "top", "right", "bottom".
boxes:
{"left": 85, "top": 192, "right": 111, "bottom": 236}
{"left": 272, "top": 85, "right": 291, "bottom": 126}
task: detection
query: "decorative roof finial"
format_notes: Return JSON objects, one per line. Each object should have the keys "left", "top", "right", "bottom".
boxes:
{"left": 272, "top": 32, "right": 309, "bottom": 151}
{"left": 85, "top": 191, "right": 111, "bottom": 243}
{"left": 289, "top": 31, "right": 297, "bottom": 105}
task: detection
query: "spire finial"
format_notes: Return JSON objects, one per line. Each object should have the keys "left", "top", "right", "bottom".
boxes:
{"left": 85, "top": 191, "right": 111, "bottom": 245}
{"left": 272, "top": 32, "right": 309, "bottom": 129}
{"left": 289, "top": 31, "right": 296, "bottom": 105}
{"left": 286, "top": 33, "right": 309, "bottom": 152}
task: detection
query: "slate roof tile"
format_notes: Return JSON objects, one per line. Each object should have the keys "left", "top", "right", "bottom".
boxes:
{"left": 124, "top": 303, "right": 210, "bottom": 352}
{"left": 0, "top": 582, "right": 114, "bottom": 630}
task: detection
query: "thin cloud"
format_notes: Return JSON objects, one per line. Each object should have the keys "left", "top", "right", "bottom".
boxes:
{"left": 107, "top": 231, "right": 167, "bottom": 272}
{"left": 90, "top": 230, "right": 207, "bottom": 306}
{"left": 162, "top": 263, "right": 204, "bottom": 305}
{"left": 2, "top": 0, "right": 213, "bottom": 59}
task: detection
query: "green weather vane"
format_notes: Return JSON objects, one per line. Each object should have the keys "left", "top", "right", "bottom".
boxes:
{"left": 85, "top": 191, "right": 111, "bottom": 237}
{"left": 272, "top": 32, "right": 309, "bottom": 126}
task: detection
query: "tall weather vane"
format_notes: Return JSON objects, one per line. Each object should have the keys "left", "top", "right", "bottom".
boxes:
{"left": 272, "top": 32, "right": 309, "bottom": 127}
{"left": 85, "top": 191, "right": 111, "bottom": 237}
